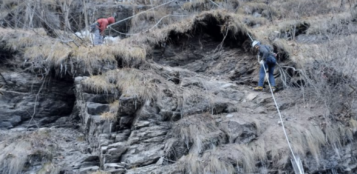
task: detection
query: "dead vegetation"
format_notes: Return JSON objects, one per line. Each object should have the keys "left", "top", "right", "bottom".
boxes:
{"left": 0, "top": 28, "right": 146, "bottom": 75}
{"left": 124, "top": 9, "right": 251, "bottom": 51}
{"left": 270, "top": 0, "right": 341, "bottom": 19}
{"left": 90, "top": 171, "right": 110, "bottom": 174}
{"left": 0, "top": 130, "right": 57, "bottom": 174}
{"left": 170, "top": 113, "right": 226, "bottom": 155}
{"left": 174, "top": 117, "right": 357, "bottom": 173}
{"left": 130, "top": 7, "right": 171, "bottom": 33}
{"left": 0, "top": 9, "right": 252, "bottom": 76}
{"left": 285, "top": 34, "right": 357, "bottom": 122}
{"left": 182, "top": 0, "right": 216, "bottom": 12}
{"left": 237, "top": 2, "right": 278, "bottom": 20}
{"left": 100, "top": 100, "right": 119, "bottom": 121}
{"left": 305, "top": 12, "right": 355, "bottom": 37}
{"left": 2, "top": 0, "right": 357, "bottom": 173}
{"left": 82, "top": 68, "right": 160, "bottom": 100}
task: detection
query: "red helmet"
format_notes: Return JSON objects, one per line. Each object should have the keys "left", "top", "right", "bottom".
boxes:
{"left": 107, "top": 17, "right": 115, "bottom": 24}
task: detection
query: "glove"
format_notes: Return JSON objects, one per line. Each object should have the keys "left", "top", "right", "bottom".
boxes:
{"left": 259, "top": 60, "right": 265, "bottom": 65}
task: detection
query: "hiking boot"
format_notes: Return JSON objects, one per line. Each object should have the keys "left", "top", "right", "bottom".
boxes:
{"left": 271, "top": 86, "right": 276, "bottom": 92}
{"left": 253, "top": 86, "right": 263, "bottom": 91}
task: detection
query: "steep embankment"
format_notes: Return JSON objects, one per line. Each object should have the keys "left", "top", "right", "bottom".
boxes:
{"left": 1, "top": 0, "right": 357, "bottom": 174}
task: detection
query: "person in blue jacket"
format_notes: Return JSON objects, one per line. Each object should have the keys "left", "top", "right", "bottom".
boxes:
{"left": 252, "top": 40, "right": 277, "bottom": 92}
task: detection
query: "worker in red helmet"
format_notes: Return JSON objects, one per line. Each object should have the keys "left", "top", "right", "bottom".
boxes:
{"left": 91, "top": 17, "right": 115, "bottom": 45}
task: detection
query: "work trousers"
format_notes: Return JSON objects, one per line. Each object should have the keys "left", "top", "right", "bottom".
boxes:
{"left": 258, "top": 56, "right": 276, "bottom": 87}
{"left": 91, "top": 23, "right": 103, "bottom": 45}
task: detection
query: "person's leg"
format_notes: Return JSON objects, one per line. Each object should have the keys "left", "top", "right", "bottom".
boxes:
{"left": 94, "top": 28, "right": 101, "bottom": 45}
{"left": 268, "top": 57, "right": 276, "bottom": 87}
{"left": 268, "top": 62, "right": 276, "bottom": 87}
{"left": 99, "top": 34, "right": 104, "bottom": 45}
{"left": 258, "top": 63, "right": 267, "bottom": 87}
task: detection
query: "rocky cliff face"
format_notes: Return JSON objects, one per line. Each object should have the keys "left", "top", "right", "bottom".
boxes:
{"left": 1, "top": 0, "right": 357, "bottom": 174}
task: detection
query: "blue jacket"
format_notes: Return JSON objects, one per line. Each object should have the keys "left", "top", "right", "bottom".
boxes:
{"left": 258, "top": 44, "right": 274, "bottom": 61}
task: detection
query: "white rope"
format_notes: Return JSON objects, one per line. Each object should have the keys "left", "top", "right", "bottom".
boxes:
{"left": 109, "top": 14, "right": 187, "bottom": 36}
{"left": 208, "top": 0, "right": 222, "bottom": 8}
{"left": 260, "top": 57, "right": 304, "bottom": 174}
{"left": 107, "top": 0, "right": 177, "bottom": 28}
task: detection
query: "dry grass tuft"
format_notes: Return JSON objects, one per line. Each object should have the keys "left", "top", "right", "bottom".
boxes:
{"left": 182, "top": 0, "right": 210, "bottom": 11}
{"left": 222, "top": 13, "right": 250, "bottom": 35}
{"left": 271, "top": 39, "right": 294, "bottom": 58}
{"left": 125, "top": 9, "right": 250, "bottom": 52}
{"left": 82, "top": 75, "right": 117, "bottom": 94}
{"left": 305, "top": 12, "right": 353, "bottom": 36}
{"left": 349, "top": 118, "right": 357, "bottom": 132}
{"left": 325, "top": 122, "right": 354, "bottom": 146}
{"left": 288, "top": 123, "right": 326, "bottom": 163}
{"left": 181, "top": 144, "right": 256, "bottom": 173}
{"left": 202, "top": 155, "right": 235, "bottom": 174}
{"left": 238, "top": 15, "right": 268, "bottom": 28}
{"left": 0, "top": 141, "right": 32, "bottom": 174}
{"left": 249, "top": 121, "right": 330, "bottom": 168}
{"left": 100, "top": 100, "right": 119, "bottom": 121}
{"left": 181, "top": 154, "right": 204, "bottom": 173}
{"left": 82, "top": 68, "right": 160, "bottom": 101}
{"left": 172, "top": 113, "right": 224, "bottom": 154}
{"left": 291, "top": 35, "right": 357, "bottom": 123}
{"left": 2, "top": 28, "right": 49, "bottom": 50}
{"left": 238, "top": 2, "right": 278, "bottom": 19}
{"left": 90, "top": 170, "right": 110, "bottom": 174}
{"left": 270, "top": 0, "right": 340, "bottom": 19}
{"left": 0, "top": 28, "right": 147, "bottom": 75}
{"left": 130, "top": 9, "right": 170, "bottom": 33}
{"left": 25, "top": 41, "right": 72, "bottom": 66}
{"left": 0, "top": 130, "right": 55, "bottom": 174}
{"left": 274, "top": 20, "right": 310, "bottom": 40}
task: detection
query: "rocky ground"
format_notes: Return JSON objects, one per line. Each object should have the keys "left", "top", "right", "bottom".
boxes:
{"left": 1, "top": 0, "right": 357, "bottom": 174}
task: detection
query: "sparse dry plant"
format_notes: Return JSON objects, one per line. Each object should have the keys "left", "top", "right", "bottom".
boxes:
{"left": 305, "top": 12, "right": 353, "bottom": 37}
{"left": 182, "top": 0, "right": 212, "bottom": 12}
{"left": 274, "top": 20, "right": 310, "bottom": 40}
{"left": 90, "top": 170, "right": 110, "bottom": 174}
{"left": 247, "top": 120, "right": 337, "bottom": 170}
{"left": 0, "top": 28, "right": 147, "bottom": 75}
{"left": 271, "top": 0, "right": 340, "bottom": 19}
{"left": 82, "top": 75, "right": 117, "bottom": 94}
{"left": 182, "top": 144, "right": 255, "bottom": 173}
{"left": 294, "top": 35, "right": 357, "bottom": 123}
{"left": 82, "top": 68, "right": 160, "bottom": 101}
{"left": 0, "top": 130, "right": 56, "bottom": 174}
{"left": 238, "top": 2, "right": 278, "bottom": 20}
{"left": 130, "top": 9, "right": 170, "bottom": 33}
{"left": 171, "top": 113, "right": 225, "bottom": 154}
{"left": 124, "top": 9, "right": 250, "bottom": 53}
{"left": 100, "top": 100, "right": 119, "bottom": 121}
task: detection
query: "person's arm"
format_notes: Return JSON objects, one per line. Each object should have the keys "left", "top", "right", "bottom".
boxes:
{"left": 97, "top": 19, "right": 108, "bottom": 36}
{"left": 99, "top": 23, "right": 106, "bottom": 35}
{"left": 90, "top": 22, "right": 98, "bottom": 33}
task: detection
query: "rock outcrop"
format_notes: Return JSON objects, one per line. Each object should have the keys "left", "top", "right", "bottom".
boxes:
{"left": 1, "top": 0, "right": 357, "bottom": 174}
